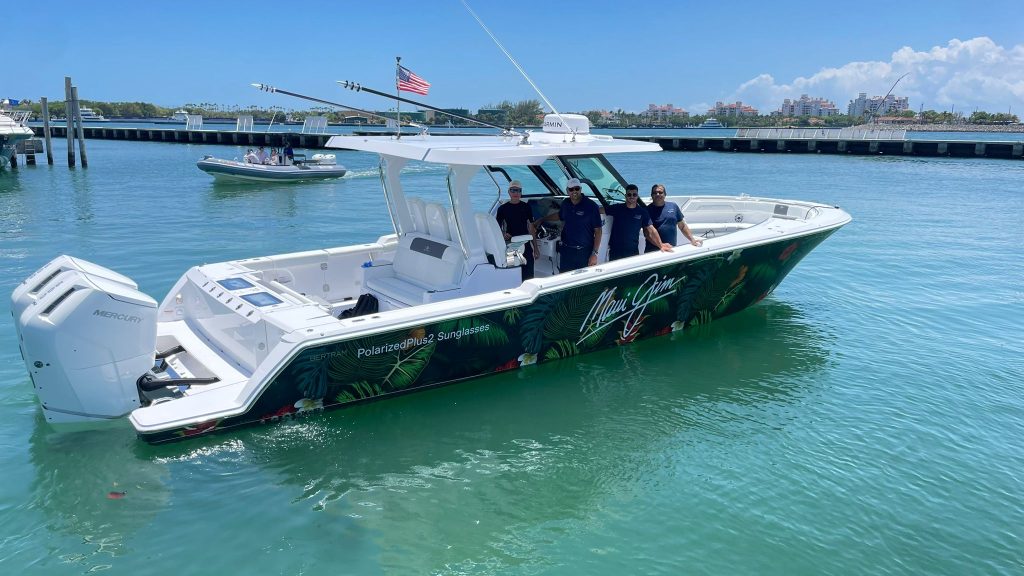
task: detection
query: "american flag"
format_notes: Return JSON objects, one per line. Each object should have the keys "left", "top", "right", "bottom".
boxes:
{"left": 397, "top": 65, "right": 431, "bottom": 96}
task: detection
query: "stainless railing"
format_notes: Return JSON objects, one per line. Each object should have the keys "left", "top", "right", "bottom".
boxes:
{"left": 1, "top": 110, "right": 32, "bottom": 125}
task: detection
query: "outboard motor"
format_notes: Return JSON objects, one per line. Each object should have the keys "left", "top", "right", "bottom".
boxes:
{"left": 12, "top": 256, "right": 157, "bottom": 424}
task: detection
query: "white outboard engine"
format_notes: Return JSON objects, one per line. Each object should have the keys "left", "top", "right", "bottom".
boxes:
{"left": 310, "top": 153, "right": 336, "bottom": 165}
{"left": 12, "top": 256, "right": 157, "bottom": 424}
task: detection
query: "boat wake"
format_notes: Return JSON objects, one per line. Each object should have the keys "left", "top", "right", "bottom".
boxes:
{"left": 343, "top": 163, "right": 449, "bottom": 179}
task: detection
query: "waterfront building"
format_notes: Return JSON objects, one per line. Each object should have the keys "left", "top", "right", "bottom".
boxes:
{"left": 643, "top": 103, "right": 688, "bottom": 124}
{"left": 848, "top": 92, "right": 909, "bottom": 117}
{"left": 779, "top": 95, "right": 839, "bottom": 117}
{"left": 708, "top": 101, "right": 759, "bottom": 117}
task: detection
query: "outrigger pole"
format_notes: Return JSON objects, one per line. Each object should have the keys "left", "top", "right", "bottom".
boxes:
{"left": 251, "top": 83, "right": 423, "bottom": 129}
{"left": 337, "top": 80, "right": 521, "bottom": 136}
{"left": 395, "top": 56, "right": 402, "bottom": 139}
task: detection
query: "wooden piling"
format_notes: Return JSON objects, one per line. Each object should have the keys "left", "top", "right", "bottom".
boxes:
{"left": 64, "top": 77, "right": 75, "bottom": 166}
{"left": 71, "top": 87, "right": 89, "bottom": 167}
{"left": 40, "top": 97, "right": 54, "bottom": 164}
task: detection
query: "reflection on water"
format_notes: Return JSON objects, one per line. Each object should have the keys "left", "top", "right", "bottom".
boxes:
{"left": 27, "top": 413, "right": 169, "bottom": 569}
{"left": 68, "top": 169, "right": 94, "bottom": 224}
{"left": 133, "top": 300, "right": 830, "bottom": 572}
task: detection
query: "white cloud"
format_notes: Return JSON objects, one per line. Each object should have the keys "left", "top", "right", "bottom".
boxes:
{"left": 727, "top": 37, "right": 1024, "bottom": 114}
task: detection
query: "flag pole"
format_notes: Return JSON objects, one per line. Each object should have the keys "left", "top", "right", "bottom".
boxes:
{"left": 395, "top": 56, "right": 401, "bottom": 139}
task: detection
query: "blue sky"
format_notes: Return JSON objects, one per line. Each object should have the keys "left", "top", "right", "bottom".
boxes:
{"left": 5, "top": 0, "right": 1022, "bottom": 115}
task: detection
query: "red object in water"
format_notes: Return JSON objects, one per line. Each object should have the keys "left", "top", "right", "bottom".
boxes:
{"left": 107, "top": 491, "right": 127, "bottom": 499}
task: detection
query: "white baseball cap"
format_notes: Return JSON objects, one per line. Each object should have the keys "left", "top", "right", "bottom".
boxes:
{"left": 566, "top": 178, "right": 581, "bottom": 188}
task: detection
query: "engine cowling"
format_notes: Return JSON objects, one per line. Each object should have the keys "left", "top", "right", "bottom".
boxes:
{"left": 12, "top": 256, "right": 157, "bottom": 423}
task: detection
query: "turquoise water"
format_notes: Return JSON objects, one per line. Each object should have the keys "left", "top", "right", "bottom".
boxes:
{"left": 1, "top": 139, "right": 1022, "bottom": 574}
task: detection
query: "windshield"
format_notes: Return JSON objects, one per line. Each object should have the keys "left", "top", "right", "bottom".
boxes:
{"left": 485, "top": 154, "right": 629, "bottom": 206}
{"left": 559, "top": 155, "right": 629, "bottom": 203}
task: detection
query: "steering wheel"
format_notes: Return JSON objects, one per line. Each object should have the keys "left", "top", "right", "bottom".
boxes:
{"left": 603, "top": 183, "right": 625, "bottom": 199}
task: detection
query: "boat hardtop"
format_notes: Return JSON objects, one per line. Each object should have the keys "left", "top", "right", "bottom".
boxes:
{"left": 13, "top": 113, "right": 850, "bottom": 443}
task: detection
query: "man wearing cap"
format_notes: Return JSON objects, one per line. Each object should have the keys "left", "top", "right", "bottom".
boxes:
{"left": 644, "top": 183, "right": 702, "bottom": 252}
{"left": 606, "top": 183, "right": 673, "bottom": 261}
{"left": 495, "top": 180, "right": 536, "bottom": 280}
{"left": 555, "top": 178, "right": 603, "bottom": 272}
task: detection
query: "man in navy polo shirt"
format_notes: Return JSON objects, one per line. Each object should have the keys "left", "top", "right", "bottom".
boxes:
{"left": 606, "top": 183, "right": 673, "bottom": 261}
{"left": 555, "top": 178, "right": 603, "bottom": 272}
{"left": 644, "top": 183, "right": 703, "bottom": 252}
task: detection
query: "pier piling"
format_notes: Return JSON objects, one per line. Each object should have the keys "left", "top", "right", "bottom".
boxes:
{"left": 40, "top": 97, "right": 54, "bottom": 164}
{"left": 64, "top": 77, "right": 74, "bottom": 166}
{"left": 71, "top": 87, "right": 88, "bottom": 167}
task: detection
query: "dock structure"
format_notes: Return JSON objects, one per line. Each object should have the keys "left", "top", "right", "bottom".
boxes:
{"left": 27, "top": 126, "right": 1024, "bottom": 159}
{"left": 631, "top": 127, "right": 1024, "bottom": 159}
{"left": 31, "top": 125, "right": 335, "bottom": 149}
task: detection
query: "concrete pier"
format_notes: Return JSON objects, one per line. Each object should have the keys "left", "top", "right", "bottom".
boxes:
{"left": 631, "top": 135, "right": 1024, "bottom": 159}
{"left": 28, "top": 126, "right": 1024, "bottom": 159}
{"left": 31, "top": 126, "right": 335, "bottom": 149}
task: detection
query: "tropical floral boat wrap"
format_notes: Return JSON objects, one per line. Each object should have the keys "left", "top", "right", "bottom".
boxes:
{"left": 148, "top": 230, "right": 832, "bottom": 443}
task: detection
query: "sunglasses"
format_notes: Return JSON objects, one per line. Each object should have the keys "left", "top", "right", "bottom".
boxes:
{"left": 568, "top": 186, "right": 581, "bottom": 191}
{"left": 625, "top": 192, "right": 639, "bottom": 197}
{"left": 509, "top": 187, "right": 522, "bottom": 193}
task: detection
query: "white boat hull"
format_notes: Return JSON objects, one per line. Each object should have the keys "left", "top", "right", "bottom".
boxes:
{"left": 197, "top": 156, "right": 347, "bottom": 182}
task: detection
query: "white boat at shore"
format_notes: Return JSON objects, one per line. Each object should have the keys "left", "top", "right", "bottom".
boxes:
{"left": 12, "top": 113, "right": 850, "bottom": 443}
{"left": 1, "top": 108, "right": 33, "bottom": 168}
{"left": 196, "top": 153, "right": 347, "bottom": 182}
{"left": 700, "top": 118, "right": 726, "bottom": 128}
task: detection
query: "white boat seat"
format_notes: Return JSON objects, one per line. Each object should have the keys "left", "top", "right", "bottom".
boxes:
{"left": 475, "top": 212, "right": 528, "bottom": 269}
{"left": 425, "top": 202, "right": 451, "bottom": 240}
{"left": 364, "top": 233, "right": 465, "bottom": 305}
{"left": 597, "top": 214, "right": 613, "bottom": 262}
{"left": 407, "top": 198, "right": 427, "bottom": 233}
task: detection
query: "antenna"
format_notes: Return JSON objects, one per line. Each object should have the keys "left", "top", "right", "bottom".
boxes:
{"left": 251, "top": 83, "right": 424, "bottom": 131}
{"left": 869, "top": 72, "right": 908, "bottom": 124}
{"left": 460, "top": 0, "right": 575, "bottom": 139}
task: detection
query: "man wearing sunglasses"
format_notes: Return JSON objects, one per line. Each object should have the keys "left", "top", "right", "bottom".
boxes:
{"left": 606, "top": 183, "right": 672, "bottom": 261}
{"left": 554, "top": 178, "right": 603, "bottom": 272}
{"left": 495, "top": 180, "right": 536, "bottom": 280}
{"left": 644, "top": 184, "right": 703, "bottom": 252}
